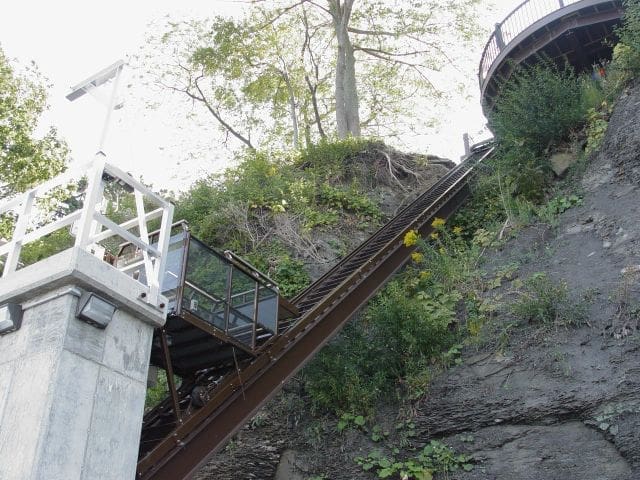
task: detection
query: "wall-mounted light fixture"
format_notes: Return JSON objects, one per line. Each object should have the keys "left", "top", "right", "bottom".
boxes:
{"left": 76, "top": 292, "right": 117, "bottom": 329}
{"left": 0, "top": 303, "right": 23, "bottom": 335}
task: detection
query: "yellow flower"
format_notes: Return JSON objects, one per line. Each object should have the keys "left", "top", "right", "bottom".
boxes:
{"left": 430, "top": 232, "right": 439, "bottom": 240}
{"left": 403, "top": 229, "right": 419, "bottom": 247}
{"left": 439, "top": 247, "right": 446, "bottom": 255}
{"left": 453, "top": 226, "right": 463, "bottom": 235}
{"left": 431, "top": 217, "right": 446, "bottom": 229}
{"left": 419, "top": 270, "right": 431, "bottom": 280}
{"left": 411, "top": 252, "right": 424, "bottom": 263}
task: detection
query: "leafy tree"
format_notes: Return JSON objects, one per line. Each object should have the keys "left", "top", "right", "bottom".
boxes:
{"left": 301, "top": 0, "right": 482, "bottom": 138}
{"left": 141, "top": 10, "right": 326, "bottom": 151}
{"left": 0, "top": 47, "right": 68, "bottom": 200}
{"left": 141, "top": 0, "right": 481, "bottom": 151}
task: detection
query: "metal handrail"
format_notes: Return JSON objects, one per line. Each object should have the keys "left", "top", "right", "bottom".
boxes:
{"left": 223, "top": 249, "right": 279, "bottom": 291}
{"left": 0, "top": 156, "right": 174, "bottom": 307}
{"left": 479, "top": 0, "right": 583, "bottom": 87}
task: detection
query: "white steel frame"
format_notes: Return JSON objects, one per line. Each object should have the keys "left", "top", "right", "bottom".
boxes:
{"left": 0, "top": 157, "right": 174, "bottom": 307}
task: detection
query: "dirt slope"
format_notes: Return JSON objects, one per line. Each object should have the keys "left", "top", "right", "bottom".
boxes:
{"left": 415, "top": 81, "right": 640, "bottom": 479}
{"left": 196, "top": 83, "right": 640, "bottom": 480}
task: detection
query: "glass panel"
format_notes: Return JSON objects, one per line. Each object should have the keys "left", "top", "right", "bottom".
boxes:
{"left": 160, "top": 231, "right": 187, "bottom": 309}
{"left": 146, "top": 236, "right": 281, "bottom": 350}
{"left": 184, "top": 240, "right": 230, "bottom": 297}
{"left": 227, "top": 267, "right": 257, "bottom": 345}
{"left": 182, "top": 283, "right": 226, "bottom": 330}
{"left": 257, "top": 286, "right": 278, "bottom": 334}
{"left": 116, "top": 229, "right": 187, "bottom": 313}
{"left": 183, "top": 240, "right": 230, "bottom": 330}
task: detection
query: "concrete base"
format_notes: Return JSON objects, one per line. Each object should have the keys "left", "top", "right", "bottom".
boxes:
{"left": 0, "top": 248, "right": 165, "bottom": 480}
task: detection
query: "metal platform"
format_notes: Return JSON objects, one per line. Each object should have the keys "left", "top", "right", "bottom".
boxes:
{"left": 480, "top": 0, "right": 624, "bottom": 112}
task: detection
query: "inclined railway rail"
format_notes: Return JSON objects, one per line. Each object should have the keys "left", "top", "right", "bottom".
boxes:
{"left": 135, "top": 142, "right": 495, "bottom": 479}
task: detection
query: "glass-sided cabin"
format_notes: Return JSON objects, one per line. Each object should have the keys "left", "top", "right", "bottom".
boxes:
{"left": 116, "top": 222, "right": 298, "bottom": 376}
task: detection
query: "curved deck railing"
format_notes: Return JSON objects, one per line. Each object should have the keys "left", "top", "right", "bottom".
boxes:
{"left": 479, "top": 0, "right": 583, "bottom": 87}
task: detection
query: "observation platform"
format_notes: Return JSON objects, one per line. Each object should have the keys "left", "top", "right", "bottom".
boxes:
{"left": 480, "top": 0, "right": 624, "bottom": 112}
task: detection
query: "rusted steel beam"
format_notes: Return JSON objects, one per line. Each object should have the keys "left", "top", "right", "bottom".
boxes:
{"left": 160, "top": 329, "right": 182, "bottom": 424}
{"left": 137, "top": 146, "right": 494, "bottom": 479}
{"left": 138, "top": 185, "right": 471, "bottom": 480}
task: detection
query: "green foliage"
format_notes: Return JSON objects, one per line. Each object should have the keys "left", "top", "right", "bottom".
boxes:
{"left": 19, "top": 229, "right": 74, "bottom": 266}
{"left": 144, "top": 2, "right": 482, "bottom": 150}
{"left": 304, "top": 221, "right": 487, "bottom": 414}
{"left": 318, "top": 184, "right": 381, "bottom": 219}
{"left": 355, "top": 441, "right": 473, "bottom": 479}
{"left": 304, "top": 320, "right": 387, "bottom": 416}
{"left": 615, "top": 0, "right": 640, "bottom": 74}
{"left": 491, "top": 62, "right": 587, "bottom": 156}
{"left": 494, "top": 147, "right": 550, "bottom": 203}
{"left": 0, "top": 47, "right": 68, "bottom": 200}
{"left": 273, "top": 256, "right": 310, "bottom": 297}
{"left": 304, "top": 279, "right": 461, "bottom": 415}
{"left": 370, "top": 424, "right": 390, "bottom": 443}
{"left": 537, "top": 194, "right": 583, "bottom": 221}
{"left": 297, "top": 136, "right": 374, "bottom": 177}
{"left": 145, "top": 370, "right": 169, "bottom": 410}
{"left": 174, "top": 139, "right": 383, "bottom": 297}
{"left": 451, "top": 167, "right": 507, "bottom": 237}
{"left": 336, "top": 413, "right": 366, "bottom": 433}
{"left": 511, "top": 272, "right": 585, "bottom": 327}
{"left": 584, "top": 106, "right": 611, "bottom": 155}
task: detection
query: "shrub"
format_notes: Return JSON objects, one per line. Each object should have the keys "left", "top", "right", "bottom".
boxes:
{"left": 615, "top": 0, "right": 640, "bottom": 73}
{"left": 273, "top": 255, "right": 311, "bottom": 297}
{"left": 304, "top": 279, "right": 461, "bottom": 415}
{"left": 304, "top": 320, "right": 388, "bottom": 415}
{"left": 490, "top": 61, "right": 587, "bottom": 155}
{"left": 584, "top": 106, "right": 611, "bottom": 155}
{"left": 297, "top": 136, "right": 375, "bottom": 180}
{"left": 511, "top": 272, "right": 585, "bottom": 326}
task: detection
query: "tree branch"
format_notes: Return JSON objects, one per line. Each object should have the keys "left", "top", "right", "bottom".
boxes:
{"left": 191, "top": 75, "right": 256, "bottom": 150}
{"left": 347, "top": 27, "right": 397, "bottom": 37}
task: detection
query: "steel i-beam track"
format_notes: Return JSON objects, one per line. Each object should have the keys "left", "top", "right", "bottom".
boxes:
{"left": 137, "top": 144, "right": 495, "bottom": 480}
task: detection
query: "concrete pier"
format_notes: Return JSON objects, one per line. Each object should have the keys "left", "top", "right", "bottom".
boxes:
{"left": 0, "top": 247, "right": 165, "bottom": 479}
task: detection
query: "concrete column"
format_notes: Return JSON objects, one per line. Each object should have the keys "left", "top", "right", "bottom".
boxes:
{"left": 0, "top": 247, "right": 165, "bottom": 480}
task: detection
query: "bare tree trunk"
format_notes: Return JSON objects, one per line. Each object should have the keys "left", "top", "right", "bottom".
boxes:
{"left": 305, "top": 75, "right": 326, "bottom": 139}
{"left": 281, "top": 66, "right": 300, "bottom": 148}
{"left": 301, "top": 6, "right": 327, "bottom": 140}
{"left": 330, "top": 0, "right": 361, "bottom": 138}
{"left": 343, "top": 28, "right": 360, "bottom": 136}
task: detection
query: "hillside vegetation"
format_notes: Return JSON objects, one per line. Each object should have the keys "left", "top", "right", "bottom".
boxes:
{"left": 188, "top": 2, "right": 640, "bottom": 479}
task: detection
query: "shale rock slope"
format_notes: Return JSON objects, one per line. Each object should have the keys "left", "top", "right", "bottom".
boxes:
{"left": 196, "top": 83, "right": 640, "bottom": 480}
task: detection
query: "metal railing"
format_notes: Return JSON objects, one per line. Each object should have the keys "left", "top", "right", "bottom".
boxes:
{"left": 180, "top": 237, "right": 280, "bottom": 349}
{"left": 479, "top": 0, "right": 582, "bottom": 86}
{"left": 0, "top": 156, "right": 174, "bottom": 307}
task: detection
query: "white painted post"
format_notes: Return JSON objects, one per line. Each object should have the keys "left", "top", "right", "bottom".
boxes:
{"left": 2, "top": 191, "right": 35, "bottom": 277}
{"left": 74, "top": 157, "right": 106, "bottom": 250}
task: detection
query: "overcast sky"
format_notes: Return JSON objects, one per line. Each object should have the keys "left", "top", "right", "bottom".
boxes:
{"left": 0, "top": 0, "right": 521, "bottom": 191}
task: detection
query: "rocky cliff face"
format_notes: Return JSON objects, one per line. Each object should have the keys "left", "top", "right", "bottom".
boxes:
{"left": 195, "top": 83, "right": 640, "bottom": 480}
